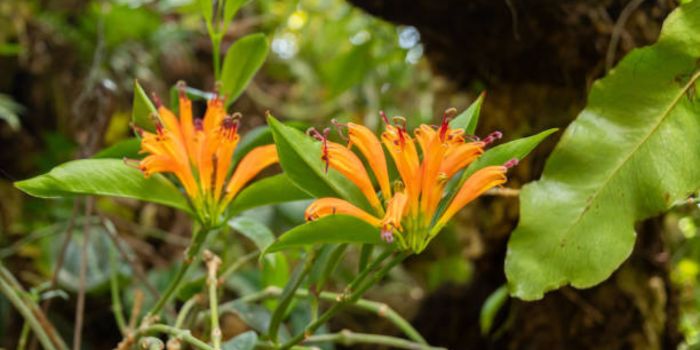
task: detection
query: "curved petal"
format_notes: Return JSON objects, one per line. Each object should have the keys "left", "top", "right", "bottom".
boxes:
{"left": 305, "top": 197, "right": 382, "bottom": 227}
{"left": 223, "top": 144, "right": 278, "bottom": 203}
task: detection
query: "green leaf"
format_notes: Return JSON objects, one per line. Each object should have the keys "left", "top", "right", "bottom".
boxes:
{"left": 480, "top": 285, "right": 508, "bottom": 336}
{"left": 220, "top": 33, "right": 269, "bottom": 105}
{"left": 321, "top": 42, "right": 371, "bottom": 97}
{"left": 228, "top": 174, "right": 311, "bottom": 215}
{"left": 132, "top": 80, "right": 157, "bottom": 132}
{"left": 506, "top": 1, "right": 700, "bottom": 301}
{"left": 266, "top": 215, "right": 385, "bottom": 253}
{"left": 229, "top": 216, "right": 275, "bottom": 251}
{"left": 15, "top": 159, "right": 191, "bottom": 213}
{"left": 223, "top": 331, "right": 258, "bottom": 350}
{"left": 223, "top": 0, "right": 247, "bottom": 27}
{"left": 199, "top": 0, "right": 214, "bottom": 29}
{"left": 92, "top": 138, "right": 141, "bottom": 159}
{"left": 463, "top": 128, "right": 558, "bottom": 180}
{"left": 267, "top": 115, "right": 373, "bottom": 212}
{"left": 434, "top": 129, "right": 557, "bottom": 225}
{"left": 449, "top": 91, "right": 485, "bottom": 135}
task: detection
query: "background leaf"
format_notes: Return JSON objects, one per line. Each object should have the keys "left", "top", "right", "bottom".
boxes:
{"left": 92, "top": 138, "right": 141, "bottom": 159}
{"left": 15, "top": 159, "right": 190, "bottom": 213}
{"left": 223, "top": 331, "right": 258, "bottom": 350}
{"left": 220, "top": 33, "right": 269, "bottom": 105}
{"left": 229, "top": 216, "right": 276, "bottom": 251}
{"left": 266, "top": 215, "right": 385, "bottom": 253}
{"left": 506, "top": 1, "right": 700, "bottom": 300}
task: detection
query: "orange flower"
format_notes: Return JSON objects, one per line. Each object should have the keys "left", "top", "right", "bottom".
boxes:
{"left": 304, "top": 109, "right": 514, "bottom": 253}
{"left": 129, "top": 83, "right": 279, "bottom": 224}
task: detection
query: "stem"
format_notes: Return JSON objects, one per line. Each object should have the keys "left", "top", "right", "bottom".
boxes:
{"left": 144, "top": 226, "right": 212, "bottom": 321}
{"left": 305, "top": 330, "right": 444, "bottom": 350}
{"left": 203, "top": 250, "right": 223, "bottom": 350}
{"left": 223, "top": 286, "right": 426, "bottom": 344}
{"left": 174, "top": 294, "right": 202, "bottom": 329}
{"left": 268, "top": 250, "right": 318, "bottom": 343}
{"left": 119, "top": 324, "right": 213, "bottom": 350}
{"left": 278, "top": 250, "right": 403, "bottom": 350}
{"left": 73, "top": 197, "right": 94, "bottom": 350}
{"left": 218, "top": 251, "right": 258, "bottom": 281}
{"left": 212, "top": 34, "right": 222, "bottom": 81}
{"left": 0, "top": 262, "right": 68, "bottom": 350}
{"left": 109, "top": 244, "right": 127, "bottom": 334}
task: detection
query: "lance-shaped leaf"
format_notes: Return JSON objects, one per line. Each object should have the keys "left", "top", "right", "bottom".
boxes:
{"left": 267, "top": 115, "right": 374, "bottom": 212}
{"left": 15, "top": 159, "right": 191, "bottom": 213}
{"left": 506, "top": 1, "right": 700, "bottom": 301}
{"left": 266, "top": 215, "right": 385, "bottom": 253}
{"left": 228, "top": 174, "right": 311, "bottom": 216}
{"left": 221, "top": 33, "right": 269, "bottom": 106}
{"left": 449, "top": 91, "right": 485, "bottom": 135}
{"left": 131, "top": 80, "right": 157, "bottom": 132}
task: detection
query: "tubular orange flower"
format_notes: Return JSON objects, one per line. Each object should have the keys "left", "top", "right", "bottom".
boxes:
{"left": 129, "top": 83, "right": 279, "bottom": 224}
{"left": 305, "top": 109, "right": 515, "bottom": 253}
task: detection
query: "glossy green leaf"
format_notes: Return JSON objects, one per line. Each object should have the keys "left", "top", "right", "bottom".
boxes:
{"left": 267, "top": 115, "right": 373, "bottom": 212}
{"left": 480, "top": 285, "right": 508, "bottom": 336}
{"left": 229, "top": 216, "right": 275, "bottom": 251}
{"left": 15, "top": 159, "right": 191, "bottom": 213}
{"left": 223, "top": 331, "right": 257, "bottom": 350}
{"left": 266, "top": 215, "right": 385, "bottom": 253}
{"left": 92, "top": 138, "right": 141, "bottom": 159}
{"left": 228, "top": 174, "right": 311, "bottom": 215}
{"left": 132, "top": 80, "right": 157, "bottom": 132}
{"left": 449, "top": 91, "right": 485, "bottom": 135}
{"left": 220, "top": 33, "right": 269, "bottom": 105}
{"left": 463, "top": 128, "right": 558, "bottom": 180}
{"left": 506, "top": 1, "right": 700, "bottom": 300}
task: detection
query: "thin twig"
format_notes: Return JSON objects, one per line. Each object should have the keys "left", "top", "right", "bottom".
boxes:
{"left": 72, "top": 197, "right": 94, "bottom": 350}
{"left": 304, "top": 329, "right": 445, "bottom": 350}
{"left": 605, "top": 0, "right": 644, "bottom": 72}
{"left": 100, "top": 215, "right": 160, "bottom": 299}
{"left": 41, "top": 198, "right": 80, "bottom": 313}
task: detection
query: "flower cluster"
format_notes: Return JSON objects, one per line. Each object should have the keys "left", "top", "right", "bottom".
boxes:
{"left": 129, "top": 83, "right": 278, "bottom": 224}
{"left": 305, "top": 109, "right": 515, "bottom": 253}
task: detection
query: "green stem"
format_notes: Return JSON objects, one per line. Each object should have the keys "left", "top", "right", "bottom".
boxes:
{"left": 0, "top": 262, "right": 68, "bottom": 350}
{"left": 127, "top": 324, "right": 213, "bottom": 350}
{"left": 205, "top": 251, "right": 223, "bottom": 350}
{"left": 212, "top": 35, "right": 222, "bottom": 81}
{"left": 278, "top": 250, "right": 403, "bottom": 350}
{"left": 304, "top": 330, "right": 444, "bottom": 350}
{"left": 268, "top": 250, "right": 318, "bottom": 343}
{"left": 174, "top": 294, "right": 202, "bottom": 329}
{"left": 224, "top": 286, "right": 425, "bottom": 344}
{"left": 109, "top": 244, "right": 127, "bottom": 334}
{"left": 219, "top": 251, "right": 258, "bottom": 281}
{"left": 144, "top": 226, "right": 212, "bottom": 321}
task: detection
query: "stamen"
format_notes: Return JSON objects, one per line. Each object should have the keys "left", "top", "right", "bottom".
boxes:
{"left": 308, "top": 128, "right": 331, "bottom": 173}
{"left": 151, "top": 92, "right": 163, "bottom": 108}
{"left": 176, "top": 81, "right": 187, "bottom": 98}
{"left": 221, "top": 113, "right": 240, "bottom": 140}
{"left": 392, "top": 116, "right": 407, "bottom": 131}
{"left": 129, "top": 122, "right": 144, "bottom": 137}
{"left": 123, "top": 157, "right": 143, "bottom": 171}
{"left": 211, "top": 154, "right": 218, "bottom": 195}
{"left": 439, "top": 108, "right": 458, "bottom": 141}
{"left": 151, "top": 113, "right": 165, "bottom": 136}
{"left": 482, "top": 131, "right": 503, "bottom": 145}
{"left": 504, "top": 158, "right": 519, "bottom": 169}
{"left": 331, "top": 119, "right": 348, "bottom": 141}
{"left": 379, "top": 111, "right": 390, "bottom": 125}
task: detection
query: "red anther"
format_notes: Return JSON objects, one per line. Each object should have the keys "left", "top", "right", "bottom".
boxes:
{"left": 482, "top": 131, "right": 503, "bottom": 145}
{"left": 151, "top": 114, "right": 165, "bottom": 136}
{"left": 194, "top": 118, "right": 204, "bottom": 131}
{"left": 504, "top": 158, "right": 519, "bottom": 169}
{"left": 151, "top": 92, "right": 163, "bottom": 108}
{"left": 306, "top": 127, "right": 325, "bottom": 141}
{"left": 176, "top": 81, "right": 187, "bottom": 99}
{"left": 439, "top": 108, "right": 458, "bottom": 140}
{"left": 379, "top": 111, "right": 390, "bottom": 125}
{"left": 331, "top": 119, "right": 348, "bottom": 141}
{"left": 221, "top": 115, "right": 239, "bottom": 139}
